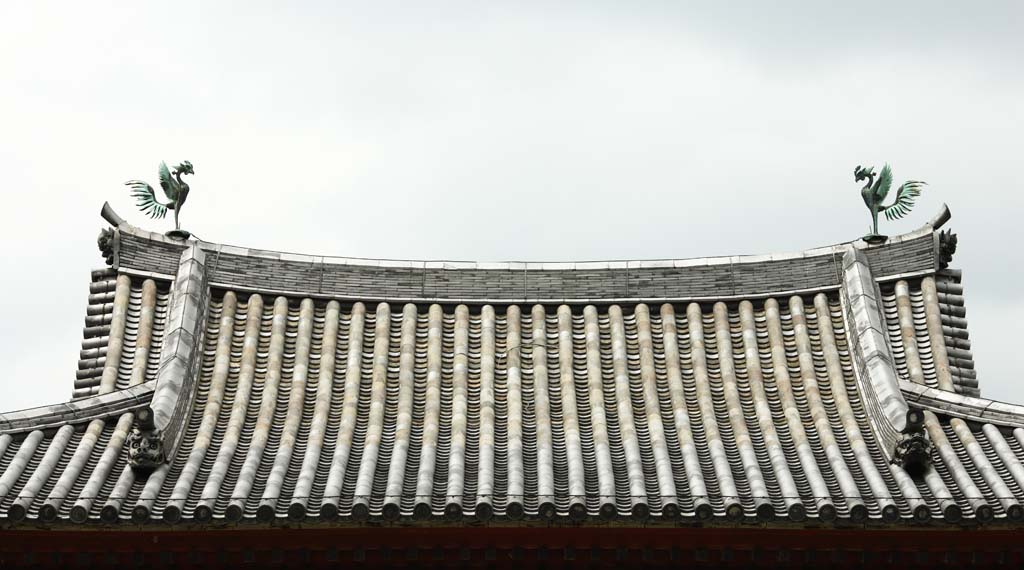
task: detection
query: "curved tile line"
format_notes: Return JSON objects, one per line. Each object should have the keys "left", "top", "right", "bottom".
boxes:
{"left": 352, "top": 302, "right": 392, "bottom": 513}
{"left": 585, "top": 306, "right": 616, "bottom": 510}
{"left": 924, "top": 411, "right": 989, "bottom": 517}
{"left": 0, "top": 434, "right": 9, "bottom": 461}
{"left": 197, "top": 294, "right": 264, "bottom": 514}
{"left": 322, "top": 302, "right": 367, "bottom": 513}
{"left": 610, "top": 305, "right": 647, "bottom": 512}
{"left": 659, "top": 304, "right": 709, "bottom": 515}
{"left": 12, "top": 425, "right": 75, "bottom": 511}
{"left": 444, "top": 305, "right": 470, "bottom": 511}
{"left": 260, "top": 297, "right": 316, "bottom": 515}
{"left": 135, "top": 462, "right": 171, "bottom": 518}
{"left": 907, "top": 286, "right": 939, "bottom": 388}
{"left": 0, "top": 430, "right": 44, "bottom": 499}
{"left": 102, "top": 464, "right": 136, "bottom": 520}
{"left": 414, "top": 305, "right": 443, "bottom": 511}
{"left": 98, "top": 275, "right": 131, "bottom": 394}
{"left": 952, "top": 419, "right": 1019, "bottom": 514}
{"left": 74, "top": 271, "right": 117, "bottom": 399}
{"left": 895, "top": 281, "right": 926, "bottom": 385}
{"left": 917, "top": 443, "right": 960, "bottom": 518}
{"left": 712, "top": 302, "right": 768, "bottom": 514}
{"left": 921, "top": 278, "right": 955, "bottom": 392}
{"left": 476, "top": 305, "right": 497, "bottom": 513}
{"left": 790, "top": 296, "right": 864, "bottom": 516}
{"left": 112, "top": 281, "right": 139, "bottom": 391}
{"left": 985, "top": 425, "right": 1024, "bottom": 496}
{"left": 764, "top": 298, "right": 832, "bottom": 515}
{"left": 74, "top": 412, "right": 133, "bottom": 518}
{"left": 557, "top": 305, "right": 586, "bottom": 512}
{"left": 227, "top": 296, "right": 289, "bottom": 516}
{"left": 531, "top": 305, "right": 555, "bottom": 510}
{"left": 459, "top": 309, "right": 481, "bottom": 515}
{"left": 43, "top": 419, "right": 105, "bottom": 515}
{"left": 933, "top": 275, "right": 977, "bottom": 395}
{"left": 813, "top": 293, "right": 895, "bottom": 516}
{"left": 129, "top": 279, "right": 158, "bottom": 386}
{"left": 738, "top": 301, "right": 800, "bottom": 515}
{"left": 686, "top": 302, "right": 739, "bottom": 512}
{"left": 168, "top": 292, "right": 238, "bottom": 514}
{"left": 888, "top": 462, "right": 928, "bottom": 517}
{"left": 504, "top": 306, "right": 525, "bottom": 510}
{"left": 291, "top": 300, "right": 340, "bottom": 515}
{"left": 636, "top": 304, "right": 678, "bottom": 512}
{"left": 384, "top": 304, "right": 419, "bottom": 515}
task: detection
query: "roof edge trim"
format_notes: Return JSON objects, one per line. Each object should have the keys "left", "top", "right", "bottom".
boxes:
{"left": 902, "top": 381, "right": 1024, "bottom": 429}
{"left": 0, "top": 382, "right": 153, "bottom": 435}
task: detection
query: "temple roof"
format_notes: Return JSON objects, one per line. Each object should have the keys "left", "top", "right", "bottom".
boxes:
{"left": 1, "top": 203, "right": 1020, "bottom": 528}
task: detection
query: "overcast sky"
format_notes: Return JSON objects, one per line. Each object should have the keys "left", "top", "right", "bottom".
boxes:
{"left": 1, "top": 2, "right": 1021, "bottom": 410}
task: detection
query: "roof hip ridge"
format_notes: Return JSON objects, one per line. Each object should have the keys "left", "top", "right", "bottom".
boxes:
{"left": 902, "top": 381, "right": 1024, "bottom": 429}
{"left": 0, "top": 382, "right": 154, "bottom": 435}
{"left": 840, "top": 246, "right": 912, "bottom": 457}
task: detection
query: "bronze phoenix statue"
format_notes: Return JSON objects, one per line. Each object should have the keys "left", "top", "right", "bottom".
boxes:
{"left": 126, "top": 161, "right": 194, "bottom": 232}
{"left": 854, "top": 164, "right": 925, "bottom": 241}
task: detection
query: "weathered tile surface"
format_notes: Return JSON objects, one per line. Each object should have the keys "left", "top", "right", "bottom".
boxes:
{"left": 0, "top": 217, "right": 1020, "bottom": 527}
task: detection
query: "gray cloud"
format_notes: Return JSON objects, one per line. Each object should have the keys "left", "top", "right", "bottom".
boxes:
{"left": 1, "top": 1, "right": 1021, "bottom": 409}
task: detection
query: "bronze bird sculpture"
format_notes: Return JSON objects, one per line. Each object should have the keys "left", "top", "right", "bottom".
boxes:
{"left": 126, "top": 161, "right": 194, "bottom": 231}
{"left": 854, "top": 164, "right": 925, "bottom": 241}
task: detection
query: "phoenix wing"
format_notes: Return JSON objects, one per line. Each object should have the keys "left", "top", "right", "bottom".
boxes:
{"left": 126, "top": 180, "right": 168, "bottom": 219}
{"left": 157, "top": 161, "right": 178, "bottom": 201}
{"left": 883, "top": 180, "right": 926, "bottom": 220}
{"left": 874, "top": 163, "right": 894, "bottom": 202}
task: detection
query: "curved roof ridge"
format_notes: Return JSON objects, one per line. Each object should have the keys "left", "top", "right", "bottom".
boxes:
{"left": 105, "top": 202, "right": 941, "bottom": 270}
{"left": 106, "top": 204, "right": 943, "bottom": 303}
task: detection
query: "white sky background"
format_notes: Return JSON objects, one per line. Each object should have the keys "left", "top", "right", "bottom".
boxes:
{"left": 0, "top": 1, "right": 1021, "bottom": 410}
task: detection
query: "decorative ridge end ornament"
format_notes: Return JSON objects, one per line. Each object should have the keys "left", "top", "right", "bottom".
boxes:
{"left": 127, "top": 406, "right": 166, "bottom": 475}
{"left": 854, "top": 163, "right": 926, "bottom": 244}
{"left": 97, "top": 228, "right": 115, "bottom": 266}
{"left": 126, "top": 160, "right": 194, "bottom": 240}
{"left": 893, "top": 408, "right": 931, "bottom": 480}
{"left": 939, "top": 228, "right": 958, "bottom": 269}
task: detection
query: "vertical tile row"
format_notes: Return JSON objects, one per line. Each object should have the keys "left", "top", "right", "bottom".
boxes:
{"left": 74, "top": 268, "right": 119, "bottom": 399}
{"left": 225, "top": 296, "right": 289, "bottom": 521}
{"left": 289, "top": 300, "right": 340, "bottom": 519}
{"left": 933, "top": 270, "right": 979, "bottom": 396}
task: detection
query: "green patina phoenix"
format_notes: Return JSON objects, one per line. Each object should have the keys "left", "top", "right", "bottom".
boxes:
{"left": 854, "top": 164, "right": 926, "bottom": 241}
{"left": 126, "top": 161, "right": 194, "bottom": 231}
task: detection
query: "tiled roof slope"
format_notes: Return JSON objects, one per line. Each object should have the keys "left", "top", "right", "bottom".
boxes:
{"left": 72, "top": 269, "right": 170, "bottom": 400}
{"left": 880, "top": 276, "right": 974, "bottom": 395}
{"left": 2, "top": 204, "right": 1022, "bottom": 528}
{"left": 879, "top": 270, "right": 978, "bottom": 397}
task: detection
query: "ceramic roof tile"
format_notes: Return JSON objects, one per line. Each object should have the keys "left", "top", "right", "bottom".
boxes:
{"left": 3, "top": 209, "right": 1023, "bottom": 529}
